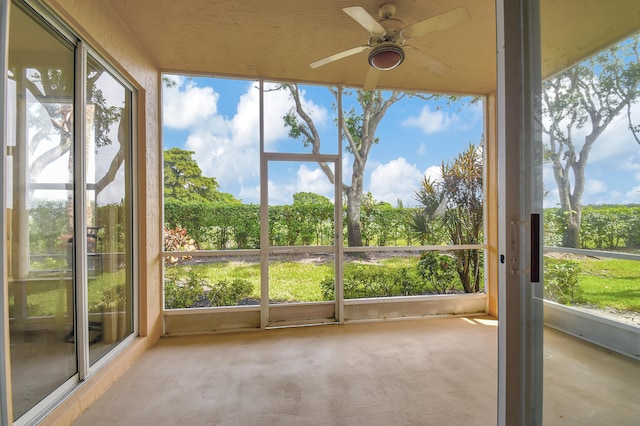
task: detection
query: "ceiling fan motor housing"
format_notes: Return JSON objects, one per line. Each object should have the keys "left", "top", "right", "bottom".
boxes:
{"left": 368, "top": 42, "right": 405, "bottom": 70}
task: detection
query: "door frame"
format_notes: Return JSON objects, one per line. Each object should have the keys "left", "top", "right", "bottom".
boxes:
{"left": 496, "top": 0, "right": 544, "bottom": 424}
{"left": 258, "top": 82, "right": 344, "bottom": 328}
{"left": 261, "top": 156, "right": 340, "bottom": 328}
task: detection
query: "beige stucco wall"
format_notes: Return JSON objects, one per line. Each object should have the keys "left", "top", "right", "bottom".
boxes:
{"left": 36, "top": 0, "right": 163, "bottom": 423}
{"left": 42, "top": 0, "right": 163, "bottom": 339}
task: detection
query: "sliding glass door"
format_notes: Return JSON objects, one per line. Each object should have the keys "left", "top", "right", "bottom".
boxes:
{"left": 498, "top": 0, "right": 640, "bottom": 423}
{"left": 85, "top": 54, "right": 134, "bottom": 366}
{"left": 538, "top": 2, "right": 640, "bottom": 424}
{"left": 3, "top": 1, "right": 136, "bottom": 421}
{"left": 7, "top": 4, "right": 77, "bottom": 418}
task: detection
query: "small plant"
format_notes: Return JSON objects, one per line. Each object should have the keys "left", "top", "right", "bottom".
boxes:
{"left": 164, "top": 269, "right": 205, "bottom": 309}
{"left": 98, "top": 283, "right": 126, "bottom": 311}
{"left": 206, "top": 279, "right": 253, "bottom": 306}
{"left": 417, "top": 252, "right": 459, "bottom": 294}
{"left": 164, "top": 267, "right": 254, "bottom": 309}
{"left": 320, "top": 264, "right": 426, "bottom": 300}
{"left": 319, "top": 276, "right": 336, "bottom": 300}
{"left": 544, "top": 257, "right": 583, "bottom": 305}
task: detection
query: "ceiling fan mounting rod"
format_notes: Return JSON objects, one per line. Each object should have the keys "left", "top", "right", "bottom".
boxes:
{"left": 378, "top": 3, "right": 396, "bottom": 19}
{"left": 369, "top": 33, "right": 399, "bottom": 46}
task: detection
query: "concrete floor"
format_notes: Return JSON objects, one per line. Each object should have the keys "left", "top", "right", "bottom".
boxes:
{"left": 73, "top": 316, "right": 639, "bottom": 425}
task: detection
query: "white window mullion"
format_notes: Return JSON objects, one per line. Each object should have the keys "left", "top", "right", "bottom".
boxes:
{"left": 259, "top": 79, "right": 269, "bottom": 329}
{"left": 335, "top": 85, "right": 344, "bottom": 324}
{"left": 0, "top": 0, "right": 14, "bottom": 422}
{"left": 74, "top": 40, "right": 90, "bottom": 380}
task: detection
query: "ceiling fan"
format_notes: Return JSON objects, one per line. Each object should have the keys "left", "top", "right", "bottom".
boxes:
{"left": 310, "top": 4, "right": 471, "bottom": 90}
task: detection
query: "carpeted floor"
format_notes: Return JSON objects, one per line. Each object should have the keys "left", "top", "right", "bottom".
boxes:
{"left": 72, "top": 316, "right": 639, "bottom": 425}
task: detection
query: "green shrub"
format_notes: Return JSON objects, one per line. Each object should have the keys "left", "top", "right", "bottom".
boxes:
{"left": 319, "top": 276, "right": 336, "bottom": 300}
{"left": 206, "top": 279, "right": 253, "bottom": 306}
{"left": 164, "top": 270, "right": 205, "bottom": 309}
{"left": 164, "top": 267, "right": 254, "bottom": 309}
{"left": 320, "top": 264, "right": 426, "bottom": 300}
{"left": 580, "top": 206, "right": 631, "bottom": 249}
{"left": 626, "top": 213, "right": 640, "bottom": 249}
{"left": 543, "top": 208, "right": 566, "bottom": 247}
{"left": 417, "top": 252, "right": 459, "bottom": 294}
{"left": 544, "top": 257, "right": 583, "bottom": 305}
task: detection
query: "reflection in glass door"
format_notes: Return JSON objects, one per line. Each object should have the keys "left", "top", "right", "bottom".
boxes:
{"left": 7, "top": 4, "right": 77, "bottom": 418}
{"left": 85, "top": 55, "right": 134, "bottom": 365}
{"left": 538, "top": 2, "right": 640, "bottom": 424}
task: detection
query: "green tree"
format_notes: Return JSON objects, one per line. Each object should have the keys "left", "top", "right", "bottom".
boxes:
{"left": 292, "top": 192, "right": 332, "bottom": 206}
{"left": 282, "top": 84, "right": 412, "bottom": 246}
{"left": 163, "top": 147, "right": 238, "bottom": 203}
{"left": 291, "top": 192, "right": 334, "bottom": 245}
{"left": 411, "top": 143, "right": 483, "bottom": 293}
{"left": 542, "top": 35, "right": 640, "bottom": 248}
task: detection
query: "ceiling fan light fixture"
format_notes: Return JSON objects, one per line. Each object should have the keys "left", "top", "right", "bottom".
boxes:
{"left": 368, "top": 43, "right": 405, "bottom": 70}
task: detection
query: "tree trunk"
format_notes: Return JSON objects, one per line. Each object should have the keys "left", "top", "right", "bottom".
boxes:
{"left": 551, "top": 146, "right": 585, "bottom": 249}
{"left": 455, "top": 250, "right": 478, "bottom": 293}
{"left": 562, "top": 208, "right": 582, "bottom": 248}
{"left": 346, "top": 180, "right": 363, "bottom": 247}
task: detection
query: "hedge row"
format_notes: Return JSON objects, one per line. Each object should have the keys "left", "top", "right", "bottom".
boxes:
{"left": 28, "top": 200, "right": 640, "bottom": 253}
{"left": 544, "top": 205, "right": 640, "bottom": 249}
{"left": 164, "top": 200, "right": 421, "bottom": 249}
{"left": 167, "top": 201, "right": 640, "bottom": 251}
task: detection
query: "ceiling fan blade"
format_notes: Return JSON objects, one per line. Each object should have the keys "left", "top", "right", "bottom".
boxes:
{"left": 343, "top": 6, "right": 386, "bottom": 36}
{"left": 310, "top": 45, "right": 369, "bottom": 69}
{"left": 406, "top": 45, "right": 451, "bottom": 77}
{"left": 363, "top": 67, "right": 381, "bottom": 91}
{"left": 401, "top": 7, "right": 471, "bottom": 40}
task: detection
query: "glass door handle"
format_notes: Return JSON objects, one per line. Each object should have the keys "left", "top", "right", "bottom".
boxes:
{"left": 530, "top": 213, "right": 540, "bottom": 282}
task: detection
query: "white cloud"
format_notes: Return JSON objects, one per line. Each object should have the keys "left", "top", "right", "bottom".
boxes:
{"left": 369, "top": 157, "right": 423, "bottom": 206}
{"left": 238, "top": 185, "right": 260, "bottom": 203}
{"left": 589, "top": 108, "right": 640, "bottom": 164}
{"left": 231, "top": 85, "right": 262, "bottom": 146}
{"left": 616, "top": 155, "right": 640, "bottom": 181}
{"left": 268, "top": 165, "right": 335, "bottom": 205}
{"left": 262, "top": 83, "right": 329, "bottom": 149}
{"left": 402, "top": 105, "right": 459, "bottom": 134}
{"left": 543, "top": 103, "right": 640, "bottom": 168}
{"left": 296, "top": 165, "right": 334, "bottom": 197}
{"left": 261, "top": 83, "right": 295, "bottom": 147}
{"left": 29, "top": 72, "right": 132, "bottom": 204}
{"left": 342, "top": 155, "right": 353, "bottom": 183}
{"left": 423, "top": 165, "right": 442, "bottom": 183}
{"left": 164, "top": 79, "right": 332, "bottom": 199}
{"left": 625, "top": 186, "right": 640, "bottom": 200}
{"left": 266, "top": 180, "right": 290, "bottom": 205}
{"left": 417, "top": 142, "right": 427, "bottom": 156}
{"left": 585, "top": 179, "right": 607, "bottom": 196}
{"left": 163, "top": 78, "right": 219, "bottom": 129}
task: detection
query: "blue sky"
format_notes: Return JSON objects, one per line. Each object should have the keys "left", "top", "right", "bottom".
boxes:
{"left": 162, "top": 74, "right": 640, "bottom": 208}
{"left": 162, "top": 75, "right": 483, "bottom": 207}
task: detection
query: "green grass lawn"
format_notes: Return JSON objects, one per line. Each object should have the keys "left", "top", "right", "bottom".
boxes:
{"left": 268, "top": 262, "right": 332, "bottom": 302}
{"left": 576, "top": 257, "right": 640, "bottom": 311}
{"left": 11, "top": 270, "right": 127, "bottom": 318}
{"left": 166, "top": 260, "right": 333, "bottom": 302}
{"left": 17, "top": 255, "right": 638, "bottom": 315}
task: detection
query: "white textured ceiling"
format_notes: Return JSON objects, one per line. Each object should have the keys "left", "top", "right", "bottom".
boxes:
{"left": 103, "top": 0, "right": 640, "bottom": 95}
